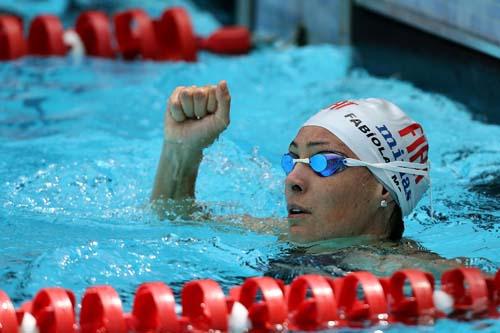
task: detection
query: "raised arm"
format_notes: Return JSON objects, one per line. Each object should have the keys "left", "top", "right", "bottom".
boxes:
{"left": 151, "top": 81, "right": 231, "bottom": 203}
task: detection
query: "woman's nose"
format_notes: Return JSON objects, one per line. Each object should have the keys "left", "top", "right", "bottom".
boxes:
{"left": 285, "top": 163, "right": 309, "bottom": 193}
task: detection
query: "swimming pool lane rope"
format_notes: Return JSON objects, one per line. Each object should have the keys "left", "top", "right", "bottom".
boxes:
{"left": 0, "top": 7, "right": 251, "bottom": 62}
{"left": 0, "top": 267, "right": 499, "bottom": 332}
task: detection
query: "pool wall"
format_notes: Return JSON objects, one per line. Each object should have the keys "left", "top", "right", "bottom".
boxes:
{"left": 247, "top": 0, "right": 500, "bottom": 124}
{"left": 351, "top": 6, "right": 500, "bottom": 125}
{"left": 251, "top": 0, "right": 500, "bottom": 59}
{"left": 251, "top": 0, "right": 351, "bottom": 45}
{"left": 355, "top": 0, "right": 500, "bottom": 60}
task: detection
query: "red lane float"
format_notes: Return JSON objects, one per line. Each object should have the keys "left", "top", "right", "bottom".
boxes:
{"left": 238, "top": 277, "right": 287, "bottom": 331}
{"left": 159, "top": 7, "right": 251, "bottom": 61}
{"left": 132, "top": 282, "right": 180, "bottom": 332}
{"left": 1, "top": 268, "right": 499, "bottom": 332}
{"left": 75, "top": 11, "right": 114, "bottom": 58}
{"left": 336, "top": 271, "right": 389, "bottom": 326}
{"left": 197, "top": 26, "right": 251, "bottom": 55}
{"left": 492, "top": 270, "right": 500, "bottom": 317}
{"left": 0, "top": 291, "right": 17, "bottom": 333}
{"left": 496, "top": 270, "right": 500, "bottom": 305}
{"left": 389, "top": 269, "right": 436, "bottom": 323}
{"left": 287, "top": 275, "right": 338, "bottom": 330}
{"left": 31, "top": 288, "right": 76, "bottom": 333}
{"left": 441, "top": 267, "right": 489, "bottom": 317}
{"left": 80, "top": 286, "right": 127, "bottom": 333}
{"left": 0, "top": 15, "right": 26, "bottom": 60}
{"left": 155, "top": 7, "right": 197, "bottom": 62}
{"left": 114, "top": 9, "right": 157, "bottom": 60}
{"left": 28, "top": 15, "right": 67, "bottom": 56}
{"left": 0, "top": 6, "right": 251, "bottom": 62}
{"left": 182, "top": 279, "right": 228, "bottom": 331}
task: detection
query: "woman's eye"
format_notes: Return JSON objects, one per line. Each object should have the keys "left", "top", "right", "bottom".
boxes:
{"left": 288, "top": 152, "right": 299, "bottom": 158}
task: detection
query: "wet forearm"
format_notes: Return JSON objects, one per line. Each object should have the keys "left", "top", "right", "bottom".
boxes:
{"left": 151, "top": 142, "right": 203, "bottom": 201}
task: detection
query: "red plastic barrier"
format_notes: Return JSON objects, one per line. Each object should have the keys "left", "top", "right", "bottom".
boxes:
{"left": 238, "top": 277, "right": 287, "bottom": 331}
{"left": 287, "top": 275, "right": 338, "bottom": 331}
{"left": 0, "top": 15, "right": 26, "bottom": 60}
{"left": 197, "top": 26, "right": 251, "bottom": 55}
{"left": 79, "top": 286, "right": 127, "bottom": 333}
{"left": 155, "top": 7, "right": 251, "bottom": 62}
{"left": 28, "top": 15, "right": 67, "bottom": 56}
{"left": 2, "top": 268, "right": 499, "bottom": 332}
{"left": 16, "top": 300, "right": 33, "bottom": 325}
{"left": 0, "top": 291, "right": 18, "bottom": 333}
{"left": 337, "top": 272, "right": 389, "bottom": 326}
{"left": 492, "top": 270, "right": 500, "bottom": 317}
{"left": 228, "top": 285, "right": 242, "bottom": 303}
{"left": 389, "top": 269, "right": 436, "bottom": 324}
{"left": 132, "top": 282, "right": 180, "bottom": 332}
{"left": 441, "top": 267, "right": 489, "bottom": 317}
{"left": 496, "top": 270, "right": 500, "bottom": 303}
{"left": 114, "top": 9, "right": 157, "bottom": 60}
{"left": 75, "top": 11, "right": 114, "bottom": 58}
{"left": 31, "top": 288, "right": 76, "bottom": 333}
{"left": 182, "top": 279, "right": 228, "bottom": 331}
{"left": 155, "top": 7, "right": 197, "bottom": 62}
{"left": 2, "top": 7, "right": 251, "bottom": 62}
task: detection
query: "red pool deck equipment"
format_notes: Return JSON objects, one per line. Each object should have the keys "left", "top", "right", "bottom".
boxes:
{"left": 0, "top": 7, "right": 251, "bottom": 61}
{"left": 0, "top": 267, "right": 499, "bottom": 332}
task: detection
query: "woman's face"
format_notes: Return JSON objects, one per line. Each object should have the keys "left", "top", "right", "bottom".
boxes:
{"left": 285, "top": 126, "right": 389, "bottom": 243}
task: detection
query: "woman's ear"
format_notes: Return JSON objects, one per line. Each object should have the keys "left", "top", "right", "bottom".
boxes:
{"left": 381, "top": 187, "right": 395, "bottom": 203}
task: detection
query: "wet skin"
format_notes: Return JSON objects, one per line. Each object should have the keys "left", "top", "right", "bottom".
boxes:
{"left": 285, "top": 126, "right": 396, "bottom": 243}
{"left": 151, "top": 83, "right": 468, "bottom": 276}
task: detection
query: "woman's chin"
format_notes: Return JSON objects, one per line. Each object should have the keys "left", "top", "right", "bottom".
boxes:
{"left": 288, "top": 225, "right": 315, "bottom": 243}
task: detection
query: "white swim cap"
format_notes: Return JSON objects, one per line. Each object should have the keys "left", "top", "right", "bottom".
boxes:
{"left": 302, "top": 98, "right": 430, "bottom": 216}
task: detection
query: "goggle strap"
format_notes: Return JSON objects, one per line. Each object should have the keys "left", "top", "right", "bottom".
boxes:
{"left": 344, "top": 158, "right": 429, "bottom": 177}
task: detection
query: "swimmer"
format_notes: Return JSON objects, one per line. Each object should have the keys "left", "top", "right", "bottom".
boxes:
{"left": 151, "top": 81, "right": 464, "bottom": 275}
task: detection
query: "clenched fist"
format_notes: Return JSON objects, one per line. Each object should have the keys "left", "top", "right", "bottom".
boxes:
{"left": 165, "top": 81, "right": 231, "bottom": 149}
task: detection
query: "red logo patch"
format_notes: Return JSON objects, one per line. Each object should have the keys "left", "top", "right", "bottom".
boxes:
{"left": 328, "top": 100, "right": 358, "bottom": 110}
{"left": 399, "top": 123, "right": 429, "bottom": 184}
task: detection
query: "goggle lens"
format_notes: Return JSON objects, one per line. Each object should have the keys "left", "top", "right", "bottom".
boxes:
{"left": 310, "top": 154, "right": 328, "bottom": 172}
{"left": 281, "top": 154, "right": 295, "bottom": 174}
{"left": 281, "top": 153, "right": 346, "bottom": 177}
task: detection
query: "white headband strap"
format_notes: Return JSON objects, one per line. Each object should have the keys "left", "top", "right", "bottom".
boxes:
{"left": 344, "top": 158, "right": 429, "bottom": 177}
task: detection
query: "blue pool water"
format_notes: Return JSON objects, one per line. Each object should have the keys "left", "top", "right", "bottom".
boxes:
{"left": 1, "top": 45, "right": 499, "bottom": 332}
{"left": 1, "top": 5, "right": 500, "bottom": 333}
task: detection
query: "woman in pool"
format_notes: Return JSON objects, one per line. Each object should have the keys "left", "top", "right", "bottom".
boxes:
{"left": 151, "top": 81, "right": 430, "bottom": 245}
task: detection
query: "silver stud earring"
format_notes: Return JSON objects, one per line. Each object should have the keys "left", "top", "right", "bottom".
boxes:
{"left": 380, "top": 200, "right": 388, "bottom": 208}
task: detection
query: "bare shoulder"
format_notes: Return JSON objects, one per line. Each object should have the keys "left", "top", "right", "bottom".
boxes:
{"left": 338, "top": 238, "right": 465, "bottom": 276}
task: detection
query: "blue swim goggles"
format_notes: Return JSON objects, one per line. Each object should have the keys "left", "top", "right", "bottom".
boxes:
{"left": 281, "top": 152, "right": 430, "bottom": 177}
{"left": 281, "top": 152, "right": 348, "bottom": 177}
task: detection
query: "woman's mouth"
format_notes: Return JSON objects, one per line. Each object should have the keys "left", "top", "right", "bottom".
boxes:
{"left": 287, "top": 204, "right": 311, "bottom": 219}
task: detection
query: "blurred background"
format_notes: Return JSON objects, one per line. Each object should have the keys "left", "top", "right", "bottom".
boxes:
{"left": 2, "top": 0, "right": 500, "bottom": 123}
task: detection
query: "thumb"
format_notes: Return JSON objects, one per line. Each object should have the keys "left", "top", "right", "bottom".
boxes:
{"left": 215, "top": 80, "right": 231, "bottom": 127}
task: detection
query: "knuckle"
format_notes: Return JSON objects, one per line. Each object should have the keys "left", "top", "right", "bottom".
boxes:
{"left": 173, "top": 86, "right": 184, "bottom": 96}
{"left": 180, "top": 88, "right": 191, "bottom": 98}
{"left": 194, "top": 90, "right": 206, "bottom": 100}
{"left": 170, "top": 99, "right": 181, "bottom": 108}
